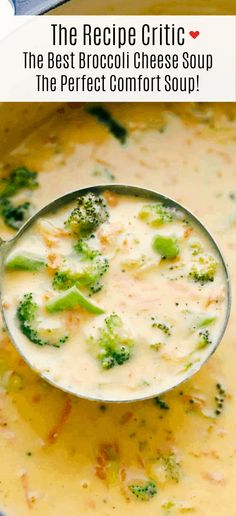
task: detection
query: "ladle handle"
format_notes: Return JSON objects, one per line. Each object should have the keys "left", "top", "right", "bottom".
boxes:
{"left": 0, "top": 238, "right": 7, "bottom": 270}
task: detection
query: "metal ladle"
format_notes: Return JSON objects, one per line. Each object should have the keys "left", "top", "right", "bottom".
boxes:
{"left": 0, "top": 185, "right": 231, "bottom": 402}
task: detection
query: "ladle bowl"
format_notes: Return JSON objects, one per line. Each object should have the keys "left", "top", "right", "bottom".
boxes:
{"left": 0, "top": 184, "right": 231, "bottom": 403}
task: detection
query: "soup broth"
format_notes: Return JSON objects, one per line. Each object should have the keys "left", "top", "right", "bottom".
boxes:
{"left": 0, "top": 102, "right": 235, "bottom": 514}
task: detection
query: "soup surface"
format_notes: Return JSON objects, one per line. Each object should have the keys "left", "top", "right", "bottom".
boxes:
{"left": 2, "top": 190, "right": 227, "bottom": 401}
{"left": 0, "top": 102, "right": 235, "bottom": 515}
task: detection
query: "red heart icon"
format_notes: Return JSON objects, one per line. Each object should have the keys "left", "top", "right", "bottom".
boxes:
{"left": 189, "top": 30, "right": 200, "bottom": 39}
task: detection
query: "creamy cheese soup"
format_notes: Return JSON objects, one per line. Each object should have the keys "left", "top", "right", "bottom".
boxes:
{"left": 0, "top": 102, "right": 235, "bottom": 515}
{"left": 2, "top": 191, "right": 228, "bottom": 402}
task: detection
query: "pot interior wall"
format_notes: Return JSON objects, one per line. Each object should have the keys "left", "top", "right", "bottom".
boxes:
{"left": 0, "top": 103, "right": 61, "bottom": 159}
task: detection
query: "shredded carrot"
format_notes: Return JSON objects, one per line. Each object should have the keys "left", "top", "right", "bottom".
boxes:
{"left": 202, "top": 471, "right": 225, "bottom": 484}
{"left": 183, "top": 227, "right": 193, "bottom": 239}
{"left": 43, "top": 292, "right": 53, "bottom": 302}
{"left": 32, "top": 394, "right": 42, "bottom": 403}
{"left": 119, "top": 467, "right": 127, "bottom": 482}
{"left": 20, "top": 472, "right": 34, "bottom": 509}
{"left": 87, "top": 500, "right": 96, "bottom": 509}
{"left": 44, "top": 236, "right": 59, "bottom": 249}
{"left": 137, "top": 454, "right": 145, "bottom": 468}
{"left": 47, "top": 397, "right": 72, "bottom": 444}
{"left": 47, "top": 253, "right": 61, "bottom": 270}
{"left": 103, "top": 191, "right": 119, "bottom": 207}
{"left": 65, "top": 311, "right": 81, "bottom": 332}
{"left": 95, "top": 442, "right": 119, "bottom": 481}
{"left": 95, "top": 465, "right": 107, "bottom": 480}
{"left": 120, "top": 411, "right": 133, "bottom": 425}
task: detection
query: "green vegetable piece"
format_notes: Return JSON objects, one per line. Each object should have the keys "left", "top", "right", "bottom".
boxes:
{"left": 154, "top": 396, "right": 170, "bottom": 410}
{"left": 129, "top": 481, "right": 157, "bottom": 501}
{"left": 6, "top": 253, "right": 46, "bottom": 272}
{"left": 0, "top": 199, "right": 31, "bottom": 230}
{"left": 46, "top": 285, "right": 105, "bottom": 314}
{"left": 0, "top": 167, "right": 39, "bottom": 231}
{"left": 0, "top": 167, "right": 38, "bottom": 199}
{"left": 139, "top": 203, "right": 174, "bottom": 226}
{"left": 74, "top": 238, "right": 100, "bottom": 260}
{"left": 188, "top": 253, "right": 218, "bottom": 284}
{"left": 17, "top": 293, "right": 68, "bottom": 347}
{"left": 87, "top": 106, "right": 127, "bottom": 144}
{"left": 7, "top": 372, "right": 23, "bottom": 392}
{"left": 87, "top": 313, "right": 134, "bottom": 369}
{"left": 195, "top": 313, "right": 216, "bottom": 328}
{"left": 65, "top": 193, "right": 109, "bottom": 237}
{"left": 53, "top": 239, "right": 109, "bottom": 294}
{"left": 152, "top": 234, "right": 179, "bottom": 259}
{"left": 198, "top": 329, "right": 212, "bottom": 349}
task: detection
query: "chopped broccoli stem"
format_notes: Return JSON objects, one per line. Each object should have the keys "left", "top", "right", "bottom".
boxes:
{"left": 152, "top": 234, "right": 179, "bottom": 259}
{"left": 139, "top": 203, "right": 175, "bottom": 227}
{"left": 46, "top": 285, "right": 105, "bottom": 314}
{"left": 0, "top": 199, "right": 30, "bottom": 230}
{"left": 87, "top": 313, "right": 134, "bottom": 369}
{"left": 86, "top": 105, "right": 127, "bottom": 144}
{"left": 17, "top": 293, "right": 68, "bottom": 347}
{"left": 195, "top": 313, "right": 216, "bottom": 328}
{"left": 6, "top": 253, "right": 46, "bottom": 272}
{"left": 188, "top": 253, "right": 218, "bottom": 284}
{"left": 129, "top": 481, "right": 157, "bottom": 501}
{"left": 65, "top": 193, "right": 109, "bottom": 237}
{"left": 0, "top": 167, "right": 38, "bottom": 199}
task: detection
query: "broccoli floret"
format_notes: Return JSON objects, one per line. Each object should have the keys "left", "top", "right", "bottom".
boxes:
{"left": 86, "top": 106, "right": 127, "bottom": 144}
{"left": 0, "top": 167, "right": 38, "bottom": 199}
{"left": 74, "top": 237, "right": 100, "bottom": 260}
{"left": 188, "top": 253, "right": 218, "bottom": 284}
{"left": 87, "top": 313, "right": 134, "bottom": 369}
{"left": 129, "top": 481, "right": 157, "bottom": 501}
{"left": 79, "top": 255, "right": 109, "bottom": 293}
{"left": 52, "top": 255, "right": 109, "bottom": 294}
{"left": 139, "top": 203, "right": 175, "bottom": 227}
{"left": 0, "top": 199, "right": 30, "bottom": 230}
{"left": 65, "top": 193, "right": 109, "bottom": 236}
{"left": 17, "top": 293, "right": 68, "bottom": 347}
{"left": 53, "top": 238, "right": 109, "bottom": 294}
{"left": 0, "top": 166, "right": 39, "bottom": 230}
{"left": 198, "top": 329, "right": 212, "bottom": 349}
{"left": 52, "top": 271, "right": 76, "bottom": 291}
